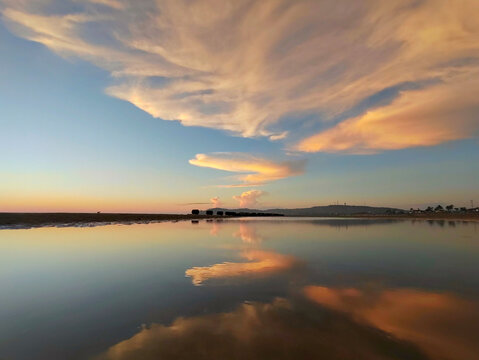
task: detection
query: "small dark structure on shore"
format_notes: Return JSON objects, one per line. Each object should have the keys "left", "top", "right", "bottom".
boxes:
{"left": 191, "top": 209, "right": 199, "bottom": 215}
{"left": 216, "top": 211, "right": 224, "bottom": 216}
{"left": 206, "top": 210, "right": 213, "bottom": 216}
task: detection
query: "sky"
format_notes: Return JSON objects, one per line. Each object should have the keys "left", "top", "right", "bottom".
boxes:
{"left": 0, "top": 0, "right": 478, "bottom": 213}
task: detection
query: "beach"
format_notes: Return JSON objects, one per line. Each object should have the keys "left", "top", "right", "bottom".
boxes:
{"left": 0, "top": 212, "right": 221, "bottom": 229}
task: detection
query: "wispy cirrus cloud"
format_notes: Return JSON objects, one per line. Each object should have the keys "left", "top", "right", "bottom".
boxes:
{"left": 2, "top": 0, "right": 478, "bottom": 151}
{"left": 296, "top": 73, "right": 479, "bottom": 154}
{"left": 189, "top": 153, "right": 305, "bottom": 187}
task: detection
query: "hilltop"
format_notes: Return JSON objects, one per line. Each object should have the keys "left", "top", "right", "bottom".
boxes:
{"left": 208, "top": 205, "right": 404, "bottom": 216}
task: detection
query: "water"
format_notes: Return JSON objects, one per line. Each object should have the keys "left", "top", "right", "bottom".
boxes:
{"left": 0, "top": 218, "right": 478, "bottom": 360}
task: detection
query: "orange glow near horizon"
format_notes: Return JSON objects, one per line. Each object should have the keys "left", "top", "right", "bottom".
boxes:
{"left": 0, "top": 193, "right": 190, "bottom": 214}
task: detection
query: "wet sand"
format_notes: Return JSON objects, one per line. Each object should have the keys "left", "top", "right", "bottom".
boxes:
{"left": 0, "top": 212, "right": 221, "bottom": 229}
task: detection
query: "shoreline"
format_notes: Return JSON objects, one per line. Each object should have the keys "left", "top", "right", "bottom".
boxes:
{"left": 337, "top": 213, "right": 479, "bottom": 222}
{"left": 0, "top": 212, "right": 223, "bottom": 230}
{"left": 0, "top": 212, "right": 478, "bottom": 230}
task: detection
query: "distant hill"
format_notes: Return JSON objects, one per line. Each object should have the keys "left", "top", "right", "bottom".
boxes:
{"left": 207, "top": 205, "right": 405, "bottom": 216}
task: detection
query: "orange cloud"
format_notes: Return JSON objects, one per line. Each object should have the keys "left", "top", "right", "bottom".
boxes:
{"left": 4, "top": 0, "right": 478, "bottom": 147}
{"left": 296, "top": 74, "right": 479, "bottom": 153}
{"left": 189, "top": 153, "right": 304, "bottom": 187}
{"left": 305, "top": 285, "right": 479, "bottom": 360}
{"left": 185, "top": 250, "right": 294, "bottom": 286}
{"left": 233, "top": 190, "right": 264, "bottom": 208}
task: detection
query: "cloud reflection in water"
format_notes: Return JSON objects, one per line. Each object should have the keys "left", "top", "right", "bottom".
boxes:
{"left": 233, "top": 223, "right": 263, "bottom": 245}
{"left": 305, "top": 286, "right": 479, "bottom": 360}
{"left": 97, "top": 221, "right": 479, "bottom": 360}
{"left": 185, "top": 249, "right": 295, "bottom": 286}
{"left": 186, "top": 222, "right": 293, "bottom": 286}
{"left": 95, "top": 298, "right": 427, "bottom": 360}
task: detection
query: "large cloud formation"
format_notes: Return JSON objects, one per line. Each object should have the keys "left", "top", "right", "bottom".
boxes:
{"left": 2, "top": 0, "right": 478, "bottom": 152}
{"left": 189, "top": 153, "right": 304, "bottom": 187}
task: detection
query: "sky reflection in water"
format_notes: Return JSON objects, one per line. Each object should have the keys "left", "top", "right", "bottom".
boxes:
{"left": 0, "top": 218, "right": 478, "bottom": 360}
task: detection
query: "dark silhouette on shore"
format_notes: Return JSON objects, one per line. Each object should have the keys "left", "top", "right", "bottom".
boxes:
{"left": 1, "top": 203, "right": 477, "bottom": 230}
{"left": 208, "top": 205, "right": 404, "bottom": 216}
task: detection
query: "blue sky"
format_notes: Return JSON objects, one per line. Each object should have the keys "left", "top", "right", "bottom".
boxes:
{"left": 1, "top": 0, "right": 478, "bottom": 212}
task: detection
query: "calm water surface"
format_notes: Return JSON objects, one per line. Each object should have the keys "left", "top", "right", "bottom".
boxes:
{"left": 0, "top": 218, "right": 478, "bottom": 360}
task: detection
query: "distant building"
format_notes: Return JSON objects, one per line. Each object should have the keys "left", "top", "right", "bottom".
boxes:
{"left": 191, "top": 209, "right": 200, "bottom": 215}
{"left": 206, "top": 210, "right": 213, "bottom": 216}
{"left": 216, "top": 211, "right": 224, "bottom": 216}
